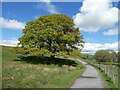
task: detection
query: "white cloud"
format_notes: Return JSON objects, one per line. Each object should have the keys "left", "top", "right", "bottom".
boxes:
{"left": 45, "top": 3, "right": 59, "bottom": 14}
{"left": 0, "top": 38, "right": 19, "bottom": 47}
{"left": 35, "top": 1, "right": 59, "bottom": 14}
{"left": 34, "top": 16, "right": 39, "bottom": 19}
{"left": 0, "top": 17, "right": 25, "bottom": 30}
{"left": 73, "top": 0, "right": 118, "bottom": 33}
{"left": 42, "top": 0, "right": 51, "bottom": 3}
{"left": 81, "top": 41, "right": 118, "bottom": 54}
{"left": 103, "top": 28, "right": 118, "bottom": 36}
{"left": 1, "top": 38, "right": 118, "bottom": 54}
{"left": 109, "top": 0, "right": 120, "bottom": 2}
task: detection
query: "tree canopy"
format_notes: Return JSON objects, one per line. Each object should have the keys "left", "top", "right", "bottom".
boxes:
{"left": 93, "top": 50, "right": 110, "bottom": 62}
{"left": 71, "top": 50, "right": 82, "bottom": 59}
{"left": 16, "top": 14, "right": 84, "bottom": 57}
{"left": 93, "top": 49, "right": 117, "bottom": 62}
{"left": 109, "top": 50, "right": 117, "bottom": 62}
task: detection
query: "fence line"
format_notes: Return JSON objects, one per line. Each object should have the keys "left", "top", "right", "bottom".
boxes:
{"left": 87, "top": 60, "right": 118, "bottom": 87}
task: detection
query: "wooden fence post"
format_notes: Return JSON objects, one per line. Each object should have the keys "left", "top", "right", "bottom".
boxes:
{"left": 108, "top": 64, "right": 110, "bottom": 77}
{"left": 108, "top": 65, "right": 110, "bottom": 76}
{"left": 109, "top": 64, "right": 111, "bottom": 77}
{"left": 112, "top": 65, "right": 115, "bottom": 83}
{"left": 105, "top": 64, "right": 106, "bottom": 74}
{"left": 103, "top": 64, "right": 105, "bottom": 71}
{"left": 102, "top": 64, "right": 104, "bottom": 71}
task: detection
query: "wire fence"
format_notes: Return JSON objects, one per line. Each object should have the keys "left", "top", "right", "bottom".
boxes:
{"left": 87, "top": 60, "right": 119, "bottom": 87}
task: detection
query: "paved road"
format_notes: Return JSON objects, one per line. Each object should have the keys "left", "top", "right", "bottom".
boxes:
{"left": 71, "top": 60, "right": 104, "bottom": 88}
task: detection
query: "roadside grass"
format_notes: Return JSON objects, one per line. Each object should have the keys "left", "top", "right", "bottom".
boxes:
{"left": 101, "top": 61, "right": 119, "bottom": 87}
{"left": 96, "top": 62, "right": 119, "bottom": 88}
{"left": 2, "top": 46, "right": 85, "bottom": 88}
{"left": 83, "top": 59, "right": 118, "bottom": 89}
{"left": 106, "top": 64, "right": 118, "bottom": 88}
{"left": 92, "top": 61, "right": 119, "bottom": 88}
{"left": 95, "top": 66, "right": 116, "bottom": 88}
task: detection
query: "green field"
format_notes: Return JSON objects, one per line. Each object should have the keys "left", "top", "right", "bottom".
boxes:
{"left": 2, "top": 46, "right": 85, "bottom": 88}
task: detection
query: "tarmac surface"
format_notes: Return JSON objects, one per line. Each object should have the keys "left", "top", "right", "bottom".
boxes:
{"left": 71, "top": 60, "right": 104, "bottom": 88}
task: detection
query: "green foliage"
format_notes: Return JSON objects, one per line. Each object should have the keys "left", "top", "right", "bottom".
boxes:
{"left": 93, "top": 50, "right": 111, "bottom": 62}
{"left": 2, "top": 46, "right": 85, "bottom": 88}
{"left": 94, "top": 65, "right": 116, "bottom": 88}
{"left": 56, "top": 51, "right": 69, "bottom": 58}
{"left": 117, "top": 51, "right": 120, "bottom": 61}
{"left": 110, "top": 51, "right": 117, "bottom": 62}
{"left": 85, "top": 59, "right": 117, "bottom": 88}
{"left": 16, "top": 14, "right": 84, "bottom": 57}
{"left": 71, "top": 50, "right": 82, "bottom": 59}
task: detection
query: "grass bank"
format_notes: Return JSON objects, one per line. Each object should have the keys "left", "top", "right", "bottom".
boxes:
{"left": 95, "top": 66, "right": 116, "bottom": 88}
{"left": 83, "top": 59, "right": 117, "bottom": 89}
{"left": 2, "top": 46, "right": 85, "bottom": 88}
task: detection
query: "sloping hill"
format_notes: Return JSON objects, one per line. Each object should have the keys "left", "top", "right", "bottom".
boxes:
{"left": 2, "top": 46, "right": 85, "bottom": 88}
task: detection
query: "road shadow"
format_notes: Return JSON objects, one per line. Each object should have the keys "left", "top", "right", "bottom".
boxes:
{"left": 13, "top": 55, "right": 78, "bottom": 67}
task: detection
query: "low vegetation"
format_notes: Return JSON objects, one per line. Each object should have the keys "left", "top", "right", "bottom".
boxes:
{"left": 83, "top": 59, "right": 119, "bottom": 89}
{"left": 95, "top": 66, "right": 116, "bottom": 88}
{"left": 93, "top": 50, "right": 118, "bottom": 62}
{"left": 82, "top": 48, "right": 119, "bottom": 89}
{"left": 2, "top": 46, "right": 85, "bottom": 88}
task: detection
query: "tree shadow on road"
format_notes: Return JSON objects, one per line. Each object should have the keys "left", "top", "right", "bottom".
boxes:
{"left": 13, "top": 55, "right": 78, "bottom": 67}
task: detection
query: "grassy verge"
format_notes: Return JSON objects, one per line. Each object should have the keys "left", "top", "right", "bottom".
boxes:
{"left": 2, "top": 46, "right": 85, "bottom": 88}
{"left": 95, "top": 66, "right": 116, "bottom": 88}
{"left": 84, "top": 60, "right": 117, "bottom": 89}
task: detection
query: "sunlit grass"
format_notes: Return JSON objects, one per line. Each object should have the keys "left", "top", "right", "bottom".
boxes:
{"left": 2, "top": 46, "right": 85, "bottom": 88}
{"left": 84, "top": 59, "right": 118, "bottom": 88}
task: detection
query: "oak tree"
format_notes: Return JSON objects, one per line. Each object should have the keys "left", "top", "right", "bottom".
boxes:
{"left": 16, "top": 14, "right": 84, "bottom": 57}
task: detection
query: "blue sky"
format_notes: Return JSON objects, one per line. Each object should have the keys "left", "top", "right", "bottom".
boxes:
{"left": 2, "top": 2, "right": 82, "bottom": 39}
{"left": 1, "top": 0, "right": 119, "bottom": 54}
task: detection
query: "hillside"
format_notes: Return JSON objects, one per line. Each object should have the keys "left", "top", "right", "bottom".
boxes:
{"left": 2, "top": 46, "right": 85, "bottom": 88}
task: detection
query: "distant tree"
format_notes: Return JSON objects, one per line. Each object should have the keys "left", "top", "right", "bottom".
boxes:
{"left": 15, "top": 14, "right": 84, "bottom": 58}
{"left": 93, "top": 50, "right": 111, "bottom": 62}
{"left": 117, "top": 51, "right": 120, "bottom": 62}
{"left": 109, "top": 50, "right": 117, "bottom": 62}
